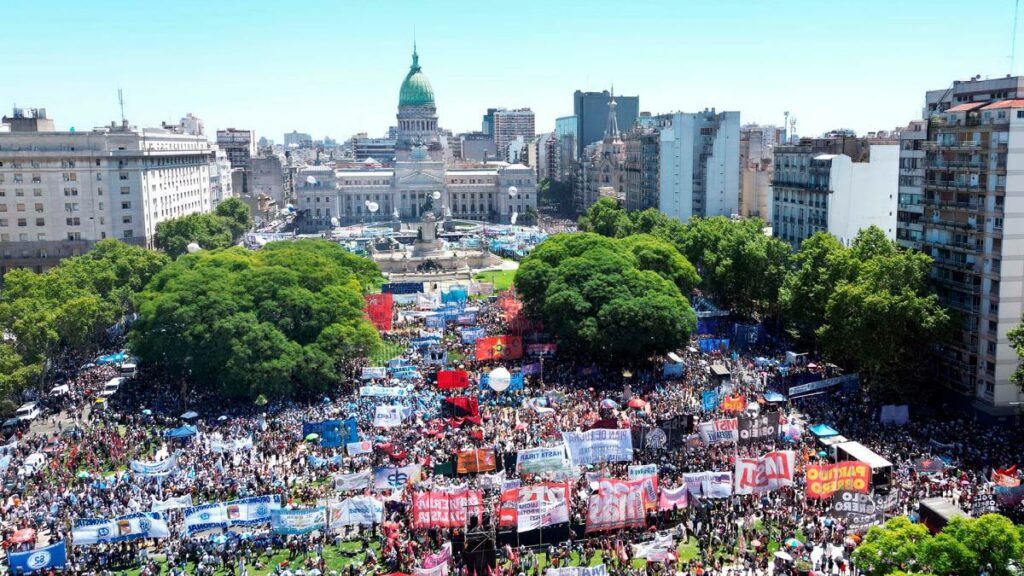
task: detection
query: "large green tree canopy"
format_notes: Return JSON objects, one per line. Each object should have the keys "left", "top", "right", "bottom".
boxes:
{"left": 129, "top": 240, "right": 382, "bottom": 400}
{"left": 515, "top": 233, "right": 697, "bottom": 364}
{"left": 154, "top": 198, "right": 254, "bottom": 258}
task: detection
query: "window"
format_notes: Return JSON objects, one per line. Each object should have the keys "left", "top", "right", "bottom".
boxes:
{"left": 122, "top": 215, "right": 132, "bottom": 224}
{"left": 34, "top": 218, "right": 44, "bottom": 226}
{"left": 0, "top": 205, "right": 5, "bottom": 212}
{"left": 15, "top": 189, "right": 24, "bottom": 197}
{"left": 0, "top": 219, "right": 7, "bottom": 227}
{"left": 17, "top": 218, "right": 26, "bottom": 227}
{"left": 121, "top": 201, "right": 132, "bottom": 209}
{"left": 119, "top": 172, "right": 129, "bottom": 180}
{"left": 64, "top": 202, "right": 80, "bottom": 212}
{"left": 37, "top": 233, "right": 46, "bottom": 241}
{"left": 122, "top": 230, "right": 133, "bottom": 238}
{"left": 120, "top": 186, "right": 130, "bottom": 195}
{"left": 31, "top": 174, "right": 41, "bottom": 183}
{"left": 66, "top": 217, "right": 80, "bottom": 226}
{"left": 33, "top": 203, "right": 43, "bottom": 213}
{"left": 67, "top": 232, "right": 81, "bottom": 240}
{"left": 16, "top": 204, "right": 25, "bottom": 212}
{"left": 32, "top": 188, "right": 41, "bottom": 197}
{"left": 64, "top": 188, "right": 78, "bottom": 196}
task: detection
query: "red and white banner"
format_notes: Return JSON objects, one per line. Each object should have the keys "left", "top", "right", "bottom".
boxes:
{"left": 734, "top": 451, "right": 796, "bottom": 495}
{"left": 497, "top": 488, "right": 519, "bottom": 528}
{"left": 658, "top": 486, "right": 689, "bottom": 511}
{"left": 517, "top": 482, "right": 570, "bottom": 532}
{"left": 585, "top": 478, "right": 653, "bottom": 533}
{"left": 411, "top": 489, "right": 484, "bottom": 529}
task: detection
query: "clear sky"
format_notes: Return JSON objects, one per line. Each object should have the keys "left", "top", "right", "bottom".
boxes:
{"left": 1, "top": 0, "right": 1020, "bottom": 142}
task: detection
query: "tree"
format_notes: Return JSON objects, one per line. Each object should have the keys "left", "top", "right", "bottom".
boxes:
{"left": 0, "top": 343, "right": 40, "bottom": 415}
{"left": 515, "top": 233, "right": 697, "bottom": 365}
{"left": 941, "top": 514, "right": 1022, "bottom": 576}
{"left": 1008, "top": 322, "right": 1024, "bottom": 392}
{"left": 154, "top": 213, "right": 235, "bottom": 258}
{"left": 817, "top": 230, "right": 952, "bottom": 400}
{"left": 852, "top": 517, "right": 930, "bottom": 576}
{"left": 215, "top": 197, "right": 254, "bottom": 238}
{"left": 129, "top": 241, "right": 383, "bottom": 400}
{"left": 577, "top": 198, "right": 633, "bottom": 238}
{"left": 780, "top": 232, "right": 860, "bottom": 345}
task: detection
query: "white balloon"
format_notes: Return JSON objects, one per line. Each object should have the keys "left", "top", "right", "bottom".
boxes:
{"left": 488, "top": 367, "right": 511, "bottom": 392}
{"left": 510, "top": 212, "right": 518, "bottom": 224}
{"left": 432, "top": 191, "right": 442, "bottom": 200}
{"left": 305, "top": 176, "right": 317, "bottom": 184}
{"left": 186, "top": 242, "right": 202, "bottom": 254}
{"left": 367, "top": 201, "right": 379, "bottom": 213}
{"left": 330, "top": 217, "right": 339, "bottom": 227}
{"left": 508, "top": 186, "right": 518, "bottom": 196}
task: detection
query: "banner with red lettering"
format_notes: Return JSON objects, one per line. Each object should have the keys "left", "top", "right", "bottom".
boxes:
{"left": 437, "top": 370, "right": 470, "bottom": 390}
{"left": 659, "top": 486, "right": 689, "bottom": 511}
{"left": 721, "top": 395, "right": 746, "bottom": 412}
{"left": 455, "top": 449, "right": 497, "bottom": 474}
{"left": 364, "top": 293, "right": 394, "bottom": 332}
{"left": 734, "top": 451, "right": 796, "bottom": 495}
{"left": 585, "top": 478, "right": 653, "bottom": 533}
{"left": 475, "top": 336, "right": 523, "bottom": 361}
{"left": 411, "top": 489, "right": 484, "bottom": 529}
{"left": 517, "top": 482, "right": 571, "bottom": 532}
{"left": 805, "top": 461, "right": 871, "bottom": 499}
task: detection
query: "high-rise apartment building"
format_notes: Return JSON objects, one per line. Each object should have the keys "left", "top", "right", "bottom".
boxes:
{"left": 554, "top": 116, "right": 578, "bottom": 183}
{"left": 492, "top": 108, "right": 535, "bottom": 161}
{"left": 0, "top": 113, "right": 220, "bottom": 273}
{"left": 658, "top": 110, "right": 740, "bottom": 223}
{"left": 739, "top": 124, "right": 781, "bottom": 220}
{"left": 897, "top": 76, "right": 1024, "bottom": 414}
{"left": 216, "top": 128, "right": 256, "bottom": 195}
{"left": 622, "top": 118, "right": 662, "bottom": 212}
{"left": 771, "top": 134, "right": 898, "bottom": 249}
{"left": 573, "top": 90, "right": 639, "bottom": 158}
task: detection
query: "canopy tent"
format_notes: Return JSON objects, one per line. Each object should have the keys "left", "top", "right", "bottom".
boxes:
{"left": 763, "top": 392, "right": 786, "bottom": 403}
{"left": 163, "top": 425, "right": 198, "bottom": 439}
{"left": 95, "top": 352, "right": 128, "bottom": 365}
{"left": 809, "top": 424, "right": 840, "bottom": 438}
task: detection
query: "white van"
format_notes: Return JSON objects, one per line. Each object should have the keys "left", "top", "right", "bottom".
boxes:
{"left": 118, "top": 362, "right": 137, "bottom": 378}
{"left": 18, "top": 452, "right": 45, "bottom": 476}
{"left": 100, "top": 377, "right": 125, "bottom": 398}
{"left": 15, "top": 402, "right": 40, "bottom": 422}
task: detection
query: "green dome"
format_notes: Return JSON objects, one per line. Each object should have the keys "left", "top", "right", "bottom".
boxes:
{"left": 399, "top": 49, "right": 435, "bottom": 107}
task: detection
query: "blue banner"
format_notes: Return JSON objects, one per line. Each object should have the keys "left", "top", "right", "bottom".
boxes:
{"left": 663, "top": 362, "right": 684, "bottom": 377}
{"left": 479, "top": 372, "right": 524, "bottom": 392}
{"left": 702, "top": 390, "right": 720, "bottom": 412}
{"left": 271, "top": 507, "right": 326, "bottom": 535}
{"left": 382, "top": 282, "right": 423, "bottom": 295}
{"left": 302, "top": 421, "right": 323, "bottom": 439}
{"left": 442, "top": 287, "right": 469, "bottom": 304}
{"left": 699, "top": 338, "right": 730, "bottom": 353}
{"left": 456, "top": 313, "right": 477, "bottom": 326}
{"left": 9, "top": 541, "right": 66, "bottom": 574}
{"left": 425, "top": 315, "right": 447, "bottom": 329}
{"left": 460, "top": 327, "right": 487, "bottom": 344}
{"left": 343, "top": 418, "right": 359, "bottom": 444}
{"left": 321, "top": 420, "right": 342, "bottom": 448}
{"left": 410, "top": 336, "right": 441, "bottom": 349}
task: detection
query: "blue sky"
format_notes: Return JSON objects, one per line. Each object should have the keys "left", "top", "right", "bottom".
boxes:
{"left": 1, "top": 0, "right": 1018, "bottom": 142}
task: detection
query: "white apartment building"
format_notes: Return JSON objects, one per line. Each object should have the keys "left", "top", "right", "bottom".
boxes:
{"left": 0, "top": 119, "right": 219, "bottom": 273}
{"left": 492, "top": 108, "right": 535, "bottom": 161}
{"left": 658, "top": 110, "right": 740, "bottom": 222}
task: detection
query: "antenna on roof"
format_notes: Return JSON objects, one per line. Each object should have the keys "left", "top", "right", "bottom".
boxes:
{"left": 118, "top": 88, "right": 125, "bottom": 123}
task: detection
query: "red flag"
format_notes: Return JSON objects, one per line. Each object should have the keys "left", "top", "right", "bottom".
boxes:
{"left": 475, "top": 336, "right": 523, "bottom": 361}
{"left": 437, "top": 370, "right": 470, "bottom": 389}
{"left": 364, "top": 293, "right": 394, "bottom": 332}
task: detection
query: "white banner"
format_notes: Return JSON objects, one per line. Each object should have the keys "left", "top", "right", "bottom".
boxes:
{"left": 517, "top": 484, "right": 570, "bottom": 532}
{"left": 328, "top": 496, "right": 384, "bottom": 528}
{"left": 72, "top": 513, "right": 171, "bottom": 546}
{"left": 334, "top": 469, "right": 372, "bottom": 491}
{"left": 361, "top": 386, "right": 410, "bottom": 398}
{"left": 271, "top": 507, "right": 326, "bottom": 535}
{"left": 516, "top": 447, "right": 570, "bottom": 474}
{"left": 182, "top": 495, "right": 281, "bottom": 534}
{"left": 374, "top": 464, "right": 422, "bottom": 491}
{"left": 374, "top": 405, "right": 404, "bottom": 428}
{"left": 361, "top": 367, "right": 387, "bottom": 380}
{"left": 734, "top": 451, "right": 795, "bottom": 495}
{"left": 417, "top": 292, "right": 440, "bottom": 310}
{"left": 346, "top": 440, "right": 373, "bottom": 456}
{"left": 414, "top": 565, "right": 448, "bottom": 576}
{"left": 130, "top": 454, "right": 178, "bottom": 476}
{"left": 702, "top": 473, "right": 734, "bottom": 499}
{"left": 698, "top": 419, "right": 738, "bottom": 444}
{"left": 628, "top": 464, "right": 658, "bottom": 480}
{"left": 659, "top": 486, "right": 689, "bottom": 511}
{"left": 151, "top": 494, "right": 193, "bottom": 513}
{"left": 562, "top": 429, "right": 633, "bottom": 466}
{"left": 633, "top": 532, "right": 675, "bottom": 561}
{"left": 546, "top": 565, "right": 607, "bottom": 576}
{"left": 208, "top": 437, "right": 253, "bottom": 453}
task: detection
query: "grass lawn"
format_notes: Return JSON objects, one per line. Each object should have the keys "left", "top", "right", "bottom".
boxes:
{"left": 126, "top": 537, "right": 706, "bottom": 576}
{"left": 473, "top": 269, "right": 516, "bottom": 292}
{"left": 369, "top": 340, "right": 405, "bottom": 366}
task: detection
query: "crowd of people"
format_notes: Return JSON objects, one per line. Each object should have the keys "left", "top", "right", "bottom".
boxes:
{"left": 0, "top": 286, "right": 1020, "bottom": 576}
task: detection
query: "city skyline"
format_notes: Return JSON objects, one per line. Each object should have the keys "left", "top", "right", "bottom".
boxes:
{"left": 2, "top": 0, "right": 1021, "bottom": 141}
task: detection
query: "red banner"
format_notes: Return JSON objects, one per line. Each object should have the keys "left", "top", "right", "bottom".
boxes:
{"left": 364, "top": 293, "right": 393, "bottom": 332}
{"left": 411, "top": 489, "right": 484, "bottom": 529}
{"left": 475, "top": 336, "right": 523, "bottom": 361}
{"left": 437, "top": 370, "right": 470, "bottom": 389}
{"left": 805, "top": 461, "right": 871, "bottom": 499}
{"left": 721, "top": 394, "right": 746, "bottom": 412}
{"left": 456, "top": 449, "right": 497, "bottom": 474}
{"left": 585, "top": 478, "right": 651, "bottom": 533}
{"left": 497, "top": 488, "right": 519, "bottom": 527}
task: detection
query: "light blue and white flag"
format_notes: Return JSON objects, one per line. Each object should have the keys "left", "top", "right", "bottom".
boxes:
{"left": 271, "top": 507, "right": 326, "bottom": 535}
{"left": 8, "top": 541, "right": 66, "bottom": 573}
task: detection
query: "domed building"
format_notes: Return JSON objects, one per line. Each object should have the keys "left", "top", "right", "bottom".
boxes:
{"left": 297, "top": 45, "right": 537, "bottom": 228}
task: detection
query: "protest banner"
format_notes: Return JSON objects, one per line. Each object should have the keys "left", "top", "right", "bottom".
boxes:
{"left": 8, "top": 541, "right": 66, "bottom": 574}
{"left": 456, "top": 449, "right": 497, "bottom": 474}
{"left": 475, "top": 335, "right": 523, "bottom": 361}
{"left": 562, "top": 429, "right": 633, "bottom": 466}
{"left": 130, "top": 454, "right": 177, "bottom": 476}
{"left": 328, "top": 497, "right": 384, "bottom": 529}
{"left": 411, "top": 489, "right": 484, "bottom": 529}
{"left": 271, "top": 507, "right": 326, "bottom": 535}
{"left": 737, "top": 410, "right": 780, "bottom": 446}
{"left": 364, "top": 293, "right": 393, "bottom": 332}
{"left": 806, "top": 461, "right": 871, "bottom": 499}
{"left": 374, "top": 405, "right": 404, "bottom": 428}
{"left": 374, "top": 465, "right": 422, "bottom": 490}
{"left": 721, "top": 394, "right": 746, "bottom": 412}
{"left": 517, "top": 482, "right": 571, "bottom": 532}
{"left": 698, "top": 419, "right": 738, "bottom": 444}
{"left": 701, "top": 390, "right": 720, "bottom": 412}
{"left": 151, "top": 495, "right": 193, "bottom": 513}
{"left": 334, "top": 469, "right": 372, "bottom": 491}
{"left": 360, "top": 386, "right": 410, "bottom": 398}
{"left": 659, "top": 486, "right": 689, "bottom": 511}
{"left": 437, "top": 370, "right": 470, "bottom": 389}
{"left": 546, "top": 566, "right": 607, "bottom": 576}
{"left": 734, "top": 451, "right": 795, "bottom": 494}
{"left": 361, "top": 367, "right": 387, "bottom": 380}
{"left": 585, "top": 478, "right": 650, "bottom": 532}
{"left": 73, "top": 512, "right": 171, "bottom": 545}
{"left": 628, "top": 464, "right": 658, "bottom": 480}
{"left": 347, "top": 440, "right": 373, "bottom": 456}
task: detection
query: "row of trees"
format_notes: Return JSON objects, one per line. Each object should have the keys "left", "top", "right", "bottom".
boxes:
{"left": 852, "top": 515, "right": 1022, "bottom": 576}
{"left": 154, "top": 197, "right": 253, "bottom": 258}
{"left": 572, "top": 199, "right": 952, "bottom": 399}
{"left": 0, "top": 241, "right": 169, "bottom": 409}
{"left": 515, "top": 233, "right": 698, "bottom": 362}
{"left": 129, "top": 241, "right": 383, "bottom": 400}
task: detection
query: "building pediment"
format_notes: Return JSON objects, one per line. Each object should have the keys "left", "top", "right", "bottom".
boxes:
{"left": 395, "top": 169, "right": 445, "bottom": 186}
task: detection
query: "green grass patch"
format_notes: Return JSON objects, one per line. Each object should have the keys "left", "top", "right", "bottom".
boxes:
{"left": 474, "top": 269, "right": 516, "bottom": 292}
{"left": 369, "top": 340, "right": 405, "bottom": 366}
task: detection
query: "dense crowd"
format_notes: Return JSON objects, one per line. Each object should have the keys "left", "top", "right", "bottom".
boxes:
{"left": 0, "top": 291, "right": 1020, "bottom": 576}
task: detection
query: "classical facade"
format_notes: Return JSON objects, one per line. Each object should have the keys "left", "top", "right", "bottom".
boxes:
{"left": 298, "top": 46, "right": 536, "bottom": 228}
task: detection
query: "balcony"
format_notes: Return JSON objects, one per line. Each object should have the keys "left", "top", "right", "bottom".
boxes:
{"left": 920, "top": 197, "right": 984, "bottom": 211}
{"left": 923, "top": 180, "right": 982, "bottom": 192}
{"left": 927, "top": 160, "right": 983, "bottom": 170}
